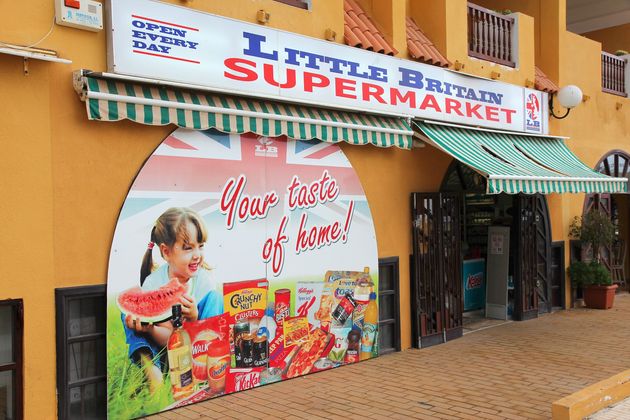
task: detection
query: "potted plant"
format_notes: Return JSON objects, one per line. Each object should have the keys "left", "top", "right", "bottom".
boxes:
{"left": 568, "top": 210, "right": 617, "bottom": 309}
{"left": 568, "top": 261, "right": 616, "bottom": 309}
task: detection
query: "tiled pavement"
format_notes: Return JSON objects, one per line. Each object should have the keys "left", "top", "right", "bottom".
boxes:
{"left": 589, "top": 397, "right": 630, "bottom": 419}
{"left": 148, "top": 293, "right": 630, "bottom": 420}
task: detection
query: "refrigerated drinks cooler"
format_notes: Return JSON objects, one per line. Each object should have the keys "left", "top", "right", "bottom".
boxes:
{"left": 462, "top": 258, "right": 485, "bottom": 311}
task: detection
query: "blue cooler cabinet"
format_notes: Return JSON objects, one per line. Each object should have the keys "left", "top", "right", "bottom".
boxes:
{"left": 462, "top": 258, "right": 486, "bottom": 311}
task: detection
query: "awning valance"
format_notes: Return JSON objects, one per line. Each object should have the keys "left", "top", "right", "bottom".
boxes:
{"left": 74, "top": 72, "right": 413, "bottom": 149}
{"left": 415, "top": 121, "right": 628, "bottom": 194}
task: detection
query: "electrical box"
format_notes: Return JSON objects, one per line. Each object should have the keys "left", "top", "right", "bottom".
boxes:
{"left": 55, "top": 0, "right": 103, "bottom": 32}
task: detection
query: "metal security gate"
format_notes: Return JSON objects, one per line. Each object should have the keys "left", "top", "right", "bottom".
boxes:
{"left": 535, "top": 194, "right": 552, "bottom": 314}
{"left": 514, "top": 194, "right": 552, "bottom": 319}
{"left": 411, "top": 193, "right": 462, "bottom": 348}
{"left": 515, "top": 195, "right": 538, "bottom": 320}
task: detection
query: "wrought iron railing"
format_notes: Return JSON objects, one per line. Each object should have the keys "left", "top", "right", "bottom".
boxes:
{"left": 467, "top": 3, "right": 515, "bottom": 68}
{"left": 601, "top": 52, "right": 628, "bottom": 97}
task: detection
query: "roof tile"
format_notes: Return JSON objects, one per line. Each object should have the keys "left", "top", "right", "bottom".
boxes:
{"left": 344, "top": 0, "right": 397, "bottom": 56}
{"left": 535, "top": 66, "right": 559, "bottom": 93}
{"left": 406, "top": 17, "right": 450, "bottom": 67}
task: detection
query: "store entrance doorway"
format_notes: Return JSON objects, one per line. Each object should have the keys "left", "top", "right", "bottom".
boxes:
{"left": 410, "top": 162, "right": 554, "bottom": 347}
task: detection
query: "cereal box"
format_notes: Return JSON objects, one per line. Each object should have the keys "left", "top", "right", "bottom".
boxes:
{"left": 296, "top": 281, "right": 324, "bottom": 327}
{"left": 223, "top": 279, "right": 268, "bottom": 368}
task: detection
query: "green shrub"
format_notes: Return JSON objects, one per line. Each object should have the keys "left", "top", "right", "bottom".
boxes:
{"left": 568, "top": 261, "right": 590, "bottom": 287}
{"left": 568, "top": 261, "right": 612, "bottom": 287}
{"left": 586, "top": 261, "right": 612, "bottom": 286}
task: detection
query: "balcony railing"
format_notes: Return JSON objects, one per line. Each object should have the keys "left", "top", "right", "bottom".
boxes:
{"left": 601, "top": 52, "right": 628, "bottom": 97}
{"left": 467, "top": 3, "right": 515, "bottom": 68}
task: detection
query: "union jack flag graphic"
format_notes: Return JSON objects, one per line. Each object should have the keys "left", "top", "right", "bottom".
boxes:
{"left": 109, "top": 128, "right": 378, "bottom": 291}
{"left": 125, "top": 129, "right": 367, "bottom": 221}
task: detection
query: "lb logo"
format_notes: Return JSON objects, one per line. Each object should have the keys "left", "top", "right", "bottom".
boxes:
{"left": 525, "top": 92, "right": 541, "bottom": 132}
{"left": 526, "top": 93, "right": 540, "bottom": 120}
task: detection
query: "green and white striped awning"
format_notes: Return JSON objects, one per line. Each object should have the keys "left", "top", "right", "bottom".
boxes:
{"left": 415, "top": 121, "right": 628, "bottom": 194}
{"left": 74, "top": 72, "right": 413, "bottom": 149}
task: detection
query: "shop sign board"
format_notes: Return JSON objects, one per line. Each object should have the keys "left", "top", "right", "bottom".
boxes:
{"left": 106, "top": 129, "right": 379, "bottom": 417}
{"left": 106, "top": 0, "right": 548, "bottom": 134}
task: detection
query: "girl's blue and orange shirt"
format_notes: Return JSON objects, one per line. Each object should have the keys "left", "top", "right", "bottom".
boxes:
{"left": 141, "top": 264, "right": 223, "bottom": 319}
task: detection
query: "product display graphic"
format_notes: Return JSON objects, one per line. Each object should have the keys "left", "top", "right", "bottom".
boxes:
{"left": 106, "top": 129, "right": 379, "bottom": 418}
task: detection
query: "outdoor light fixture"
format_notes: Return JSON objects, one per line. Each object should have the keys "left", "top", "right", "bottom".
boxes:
{"left": 549, "top": 85, "right": 583, "bottom": 119}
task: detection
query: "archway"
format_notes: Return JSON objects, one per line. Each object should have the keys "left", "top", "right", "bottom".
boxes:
{"left": 441, "top": 161, "right": 554, "bottom": 317}
{"left": 582, "top": 150, "right": 630, "bottom": 288}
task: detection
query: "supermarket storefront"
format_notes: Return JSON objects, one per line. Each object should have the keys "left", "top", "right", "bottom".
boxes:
{"left": 81, "top": 0, "right": 627, "bottom": 417}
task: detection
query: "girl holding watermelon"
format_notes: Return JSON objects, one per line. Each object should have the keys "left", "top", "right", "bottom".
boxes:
{"left": 122, "top": 207, "right": 223, "bottom": 392}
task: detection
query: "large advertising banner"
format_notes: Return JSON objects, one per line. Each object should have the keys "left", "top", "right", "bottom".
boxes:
{"left": 106, "top": 128, "right": 379, "bottom": 418}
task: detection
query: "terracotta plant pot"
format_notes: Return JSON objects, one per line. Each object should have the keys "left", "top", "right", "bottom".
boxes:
{"left": 583, "top": 284, "right": 618, "bottom": 309}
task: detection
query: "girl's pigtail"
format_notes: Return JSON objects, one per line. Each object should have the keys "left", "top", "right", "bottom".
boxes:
{"left": 140, "top": 227, "right": 157, "bottom": 286}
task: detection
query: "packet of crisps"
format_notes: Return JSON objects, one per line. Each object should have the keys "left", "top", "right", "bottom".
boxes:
{"left": 283, "top": 316, "right": 310, "bottom": 347}
{"left": 183, "top": 313, "right": 230, "bottom": 388}
{"left": 327, "top": 325, "right": 351, "bottom": 362}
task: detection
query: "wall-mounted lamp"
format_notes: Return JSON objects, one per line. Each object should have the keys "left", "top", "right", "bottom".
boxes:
{"left": 325, "top": 28, "right": 337, "bottom": 41}
{"left": 257, "top": 10, "right": 270, "bottom": 24}
{"left": 453, "top": 60, "right": 465, "bottom": 71}
{"left": 549, "top": 85, "right": 582, "bottom": 119}
{"left": 490, "top": 71, "right": 501, "bottom": 80}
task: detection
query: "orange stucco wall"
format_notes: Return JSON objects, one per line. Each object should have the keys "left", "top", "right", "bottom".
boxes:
{"left": 1, "top": 0, "right": 629, "bottom": 418}
{"left": 341, "top": 144, "right": 452, "bottom": 352}
{"left": 583, "top": 23, "right": 630, "bottom": 54}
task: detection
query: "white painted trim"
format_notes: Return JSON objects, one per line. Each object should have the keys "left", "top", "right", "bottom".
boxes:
{"left": 0, "top": 47, "right": 72, "bottom": 64}
{"left": 508, "top": 12, "right": 520, "bottom": 70}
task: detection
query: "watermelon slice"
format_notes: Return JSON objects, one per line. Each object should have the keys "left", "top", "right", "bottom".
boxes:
{"left": 117, "top": 279, "right": 189, "bottom": 323}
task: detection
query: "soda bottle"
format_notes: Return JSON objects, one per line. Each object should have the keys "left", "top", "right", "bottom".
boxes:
{"left": 167, "top": 304, "right": 194, "bottom": 400}
{"left": 359, "top": 292, "right": 377, "bottom": 361}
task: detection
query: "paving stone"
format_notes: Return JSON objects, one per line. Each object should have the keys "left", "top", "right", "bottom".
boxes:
{"left": 142, "top": 293, "right": 630, "bottom": 419}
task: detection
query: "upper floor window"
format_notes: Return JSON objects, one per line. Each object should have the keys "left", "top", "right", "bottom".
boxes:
{"left": 467, "top": 2, "right": 516, "bottom": 68}
{"left": 274, "top": 0, "right": 310, "bottom": 10}
{"left": 0, "top": 299, "right": 23, "bottom": 420}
